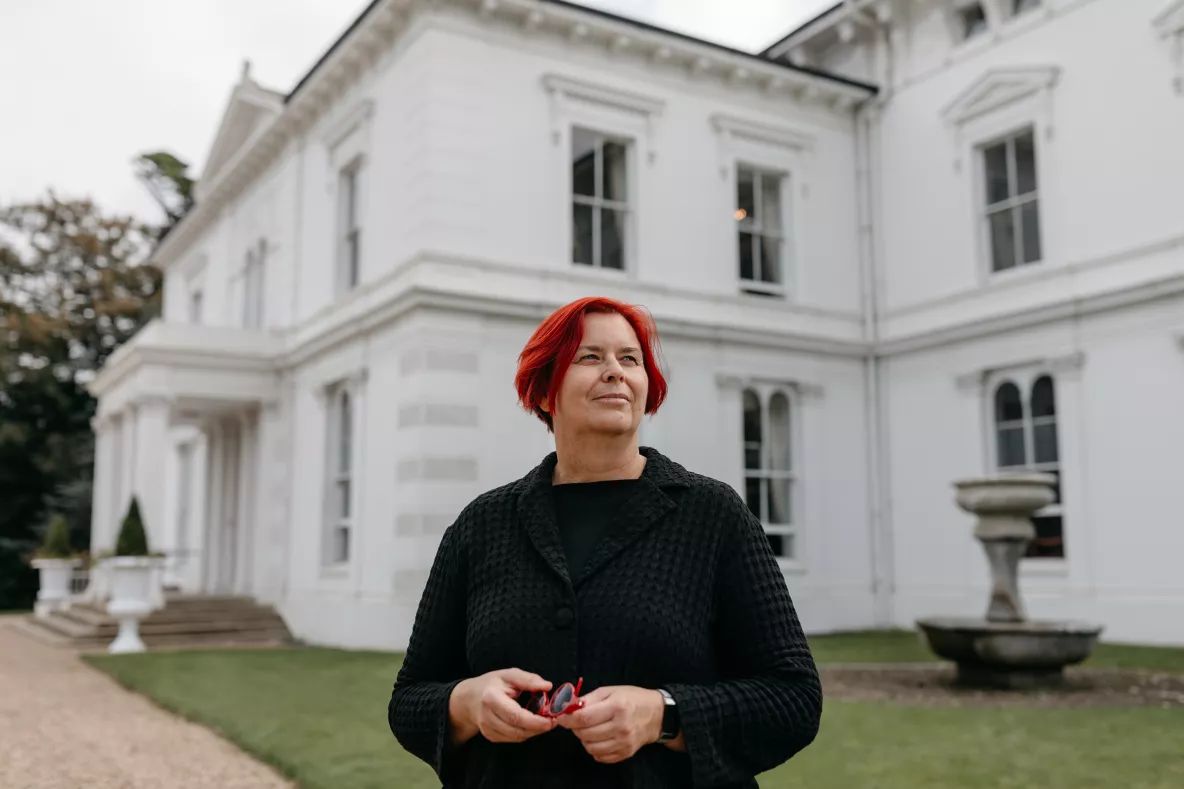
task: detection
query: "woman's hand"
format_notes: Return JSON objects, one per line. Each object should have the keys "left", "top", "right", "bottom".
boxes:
{"left": 448, "top": 668, "right": 556, "bottom": 745}
{"left": 557, "top": 685, "right": 674, "bottom": 764}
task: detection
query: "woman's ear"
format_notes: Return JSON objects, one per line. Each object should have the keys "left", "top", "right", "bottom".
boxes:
{"left": 539, "top": 397, "right": 550, "bottom": 414}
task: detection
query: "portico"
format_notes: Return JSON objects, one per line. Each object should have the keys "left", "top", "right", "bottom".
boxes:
{"left": 87, "top": 320, "right": 284, "bottom": 601}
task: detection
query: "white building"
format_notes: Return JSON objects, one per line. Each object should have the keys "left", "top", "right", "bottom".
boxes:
{"left": 87, "top": 0, "right": 1184, "bottom": 650}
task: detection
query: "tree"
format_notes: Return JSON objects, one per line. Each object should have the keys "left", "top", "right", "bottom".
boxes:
{"left": 134, "top": 151, "right": 195, "bottom": 236}
{"left": 114, "top": 496, "right": 150, "bottom": 557}
{"left": 36, "top": 514, "right": 74, "bottom": 560}
{"left": 0, "top": 192, "right": 162, "bottom": 608}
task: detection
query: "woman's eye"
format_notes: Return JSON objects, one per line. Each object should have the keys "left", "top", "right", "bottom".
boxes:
{"left": 623, "top": 355, "right": 639, "bottom": 364}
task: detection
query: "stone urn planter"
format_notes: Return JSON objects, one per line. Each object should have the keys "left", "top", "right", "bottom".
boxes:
{"left": 916, "top": 473, "right": 1103, "bottom": 688}
{"left": 105, "top": 556, "right": 157, "bottom": 654}
{"left": 31, "top": 557, "right": 82, "bottom": 618}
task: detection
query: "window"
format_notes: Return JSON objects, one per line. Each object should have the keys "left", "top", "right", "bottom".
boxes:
{"left": 982, "top": 128, "right": 1041, "bottom": 273}
{"left": 992, "top": 375, "right": 1064, "bottom": 558}
{"left": 959, "top": 2, "right": 989, "bottom": 39}
{"left": 188, "top": 289, "right": 204, "bottom": 325}
{"left": 742, "top": 388, "right": 795, "bottom": 559}
{"left": 241, "top": 240, "right": 265, "bottom": 329}
{"left": 571, "top": 127, "right": 629, "bottom": 271}
{"left": 338, "top": 162, "right": 363, "bottom": 294}
{"left": 1011, "top": 0, "right": 1041, "bottom": 16}
{"left": 736, "top": 167, "right": 786, "bottom": 296}
{"left": 175, "top": 442, "right": 194, "bottom": 570}
{"left": 326, "top": 386, "right": 354, "bottom": 565}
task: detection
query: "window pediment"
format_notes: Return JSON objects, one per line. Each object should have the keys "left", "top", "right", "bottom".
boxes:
{"left": 1155, "top": 1, "right": 1184, "bottom": 38}
{"left": 941, "top": 66, "right": 1061, "bottom": 126}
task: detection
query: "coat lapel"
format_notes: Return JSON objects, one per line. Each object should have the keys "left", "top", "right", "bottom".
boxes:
{"left": 516, "top": 448, "right": 693, "bottom": 590}
{"left": 516, "top": 453, "right": 572, "bottom": 587}
{"left": 570, "top": 474, "right": 677, "bottom": 589}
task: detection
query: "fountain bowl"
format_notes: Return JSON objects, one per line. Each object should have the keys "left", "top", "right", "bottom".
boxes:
{"left": 916, "top": 616, "right": 1104, "bottom": 689}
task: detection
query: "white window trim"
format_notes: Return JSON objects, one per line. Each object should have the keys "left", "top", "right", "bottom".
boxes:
{"left": 240, "top": 239, "right": 266, "bottom": 329}
{"left": 710, "top": 113, "right": 813, "bottom": 301}
{"left": 978, "top": 127, "right": 1043, "bottom": 275}
{"left": 544, "top": 73, "right": 662, "bottom": 278}
{"left": 336, "top": 161, "right": 364, "bottom": 296}
{"left": 570, "top": 128, "right": 633, "bottom": 272}
{"left": 318, "top": 369, "right": 367, "bottom": 575}
{"left": 946, "top": 0, "right": 992, "bottom": 45}
{"left": 942, "top": 66, "right": 1060, "bottom": 285}
{"left": 981, "top": 365, "right": 1071, "bottom": 571}
{"left": 735, "top": 165, "right": 790, "bottom": 298}
{"left": 743, "top": 383, "right": 800, "bottom": 565}
{"left": 718, "top": 372, "right": 821, "bottom": 574}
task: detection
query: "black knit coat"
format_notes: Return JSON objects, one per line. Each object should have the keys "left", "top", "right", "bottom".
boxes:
{"left": 388, "top": 447, "right": 822, "bottom": 788}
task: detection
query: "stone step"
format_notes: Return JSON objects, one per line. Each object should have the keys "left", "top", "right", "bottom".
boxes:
{"left": 67, "top": 604, "right": 282, "bottom": 626}
{"left": 13, "top": 617, "right": 292, "bottom": 652}
{"left": 15, "top": 594, "right": 296, "bottom": 651}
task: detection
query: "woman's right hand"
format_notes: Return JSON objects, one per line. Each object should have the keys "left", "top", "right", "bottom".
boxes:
{"left": 448, "top": 668, "right": 556, "bottom": 745}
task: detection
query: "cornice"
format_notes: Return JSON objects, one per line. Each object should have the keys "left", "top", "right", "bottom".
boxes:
{"left": 153, "top": 0, "right": 872, "bottom": 271}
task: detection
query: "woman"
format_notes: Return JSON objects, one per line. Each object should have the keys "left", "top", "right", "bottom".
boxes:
{"left": 388, "top": 296, "right": 822, "bottom": 788}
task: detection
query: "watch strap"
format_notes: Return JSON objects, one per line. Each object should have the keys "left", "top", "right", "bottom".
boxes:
{"left": 656, "top": 688, "right": 679, "bottom": 742}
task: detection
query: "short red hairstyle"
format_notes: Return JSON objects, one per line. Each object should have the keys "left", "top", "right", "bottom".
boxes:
{"left": 515, "top": 296, "right": 669, "bottom": 431}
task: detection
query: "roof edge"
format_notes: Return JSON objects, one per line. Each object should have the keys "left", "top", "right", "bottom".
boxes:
{"left": 759, "top": 1, "right": 843, "bottom": 58}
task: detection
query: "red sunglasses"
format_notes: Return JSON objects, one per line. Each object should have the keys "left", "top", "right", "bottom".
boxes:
{"left": 521, "top": 677, "right": 585, "bottom": 718}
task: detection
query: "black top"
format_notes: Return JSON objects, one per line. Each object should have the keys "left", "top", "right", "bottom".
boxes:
{"left": 388, "top": 448, "right": 822, "bottom": 789}
{"left": 552, "top": 479, "right": 642, "bottom": 580}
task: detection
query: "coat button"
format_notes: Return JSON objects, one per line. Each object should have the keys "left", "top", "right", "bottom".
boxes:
{"left": 554, "top": 606, "right": 574, "bottom": 629}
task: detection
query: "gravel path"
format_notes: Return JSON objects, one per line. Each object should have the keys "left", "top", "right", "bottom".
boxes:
{"left": 0, "top": 618, "right": 295, "bottom": 789}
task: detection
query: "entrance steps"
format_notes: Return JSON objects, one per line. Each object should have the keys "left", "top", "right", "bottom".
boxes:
{"left": 13, "top": 592, "right": 295, "bottom": 652}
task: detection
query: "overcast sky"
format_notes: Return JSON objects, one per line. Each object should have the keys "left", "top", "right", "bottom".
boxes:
{"left": 0, "top": 0, "right": 832, "bottom": 225}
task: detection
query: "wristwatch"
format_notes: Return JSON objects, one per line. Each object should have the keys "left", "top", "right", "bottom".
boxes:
{"left": 655, "top": 688, "right": 679, "bottom": 742}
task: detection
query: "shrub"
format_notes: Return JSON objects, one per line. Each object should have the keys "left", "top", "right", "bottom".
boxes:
{"left": 34, "top": 514, "right": 75, "bottom": 560}
{"left": 114, "top": 497, "right": 150, "bottom": 557}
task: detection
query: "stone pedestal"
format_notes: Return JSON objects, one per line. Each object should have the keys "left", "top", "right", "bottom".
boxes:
{"left": 916, "top": 473, "right": 1103, "bottom": 688}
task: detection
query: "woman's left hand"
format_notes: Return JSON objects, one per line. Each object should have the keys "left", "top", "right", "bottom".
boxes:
{"left": 556, "top": 685, "right": 665, "bottom": 764}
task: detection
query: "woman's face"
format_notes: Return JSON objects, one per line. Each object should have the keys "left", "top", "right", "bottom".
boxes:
{"left": 548, "top": 312, "right": 649, "bottom": 438}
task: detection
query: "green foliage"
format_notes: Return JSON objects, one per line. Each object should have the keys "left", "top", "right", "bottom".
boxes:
{"left": 133, "top": 151, "right": 195, "bottom": 235}
{"left": 114, "top": 497, "right": 150, "bottom": 557}
{"left": 0, "top": 188, "right": 162, "bottom": 607}
{"left": 35, "top": 514, "right": 74, "bottom": 559}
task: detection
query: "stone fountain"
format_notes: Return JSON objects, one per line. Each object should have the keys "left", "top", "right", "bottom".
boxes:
{"left": 916, "top": 473, "right": 1103, "bottom": 689}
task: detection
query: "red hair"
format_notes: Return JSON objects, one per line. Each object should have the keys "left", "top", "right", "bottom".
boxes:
{"left": 515, "top": 297, "right": 669, "bottom": 431}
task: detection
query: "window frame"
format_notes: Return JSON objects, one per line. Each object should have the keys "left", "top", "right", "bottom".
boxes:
{"left": 337, "top": 160, "right": 364, "bottom": 296}
{"left": 987, "top": 370, "right": 1065, "bottom": 561}
{"left": 741, "top": 383, "right": 800, "bottom": 563}
{"left": 979, "top": 126, "right": 1042, "bottom": 274}
{"left": 323, "top": 382, "right": 356, "bottom": 568}
{"left": 735, "top": 164, "right": 790, "bottom": 297}
{"left": 957, "top": 1, "right": 990, "bottom": 40}
{"left": 570, "top": 126, "right": 633, "bottom": 272}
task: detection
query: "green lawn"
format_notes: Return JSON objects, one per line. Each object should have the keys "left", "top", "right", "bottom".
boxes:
{"left": 85, "top": 631, "right": 1184, "bottom": 789}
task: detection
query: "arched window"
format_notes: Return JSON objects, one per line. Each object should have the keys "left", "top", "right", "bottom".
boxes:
{"left": 991, "top": 375, "right": 1063, "bottom": 558}
{"left": 742, "top": 387, "right": 796, "bottom": 559}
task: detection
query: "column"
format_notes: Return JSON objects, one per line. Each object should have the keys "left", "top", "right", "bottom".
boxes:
{"left": 116, "top": 407, "right": 137, "bottom": 537}
{"left": 131, "top": 396, "right": 171, "bottom": 554}
{"left": 235, "top": 410, "right": 257, "bottom": 596}
{"left": 88, "top": 414, "right": 114, "bottom": 554}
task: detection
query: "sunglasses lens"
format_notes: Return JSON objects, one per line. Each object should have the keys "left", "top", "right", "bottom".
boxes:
{"left": 549, "top": 684, "right": 574, "bottom": 714}
{"left": 523, "top": 692, "right": 544, "bottom": 714}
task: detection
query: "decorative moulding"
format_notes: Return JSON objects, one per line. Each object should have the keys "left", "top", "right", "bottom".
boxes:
{"left": 954, "top": 351, "right": 1085, "bottom": 392}
{"left": 153, "top": 0, "right": 871, "bottom": 271}
{"left": 320, "top": 99, "right": 376, "bottom": 150}
{"left": 941, "top": 65, "right": 1061, "bottom": 128}
{"left": 541, "top": 73, "right": 665, "bottom": 153}
{"left": 709, "top": 112, "right": 816, "bottom": 179}
{"left": 1155, "top": 1, "right": 1184, "bottom": 37}
{"left": 714, "top": 372, "right": 825, "bottom": 400}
